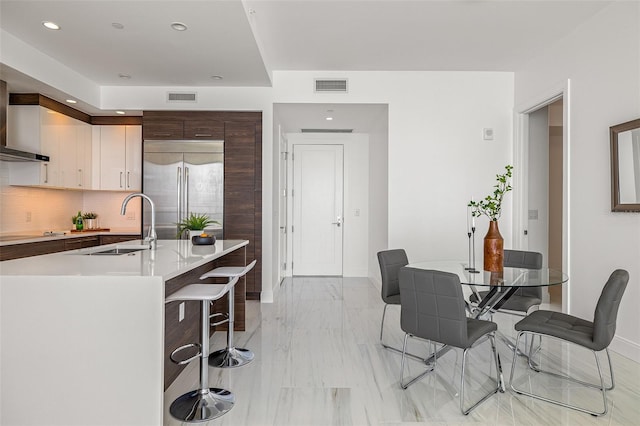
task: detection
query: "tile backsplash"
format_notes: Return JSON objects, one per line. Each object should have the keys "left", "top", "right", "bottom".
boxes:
{"left": 0, "top": 163, "right": 141, "bottom": 234}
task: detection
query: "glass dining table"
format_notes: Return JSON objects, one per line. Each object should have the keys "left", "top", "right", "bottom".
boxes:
{"left": 406, "top": 260, "right": 569, "bottom": 391}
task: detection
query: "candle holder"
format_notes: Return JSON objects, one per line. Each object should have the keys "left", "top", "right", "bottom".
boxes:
{"left": 465, "top": 231, "right": 473, "bottom": 271}
{"left": 467, "top": 226, "right": 480, "bottom": 273}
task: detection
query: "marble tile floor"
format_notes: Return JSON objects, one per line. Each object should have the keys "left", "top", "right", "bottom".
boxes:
{"left": 164, "top": 276, "right": 640, "bottom": 425}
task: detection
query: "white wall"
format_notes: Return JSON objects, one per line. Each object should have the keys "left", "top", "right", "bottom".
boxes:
{"left": 514, "top": 2, "right": 640, "bottom": 361}
{"left": 368, "top": 106, "right": 390, "bottom": 284}
{"left": 273, "top": 71, "right": 514, "bottom": 271}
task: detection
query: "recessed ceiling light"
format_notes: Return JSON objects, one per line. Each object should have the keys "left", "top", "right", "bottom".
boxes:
{"left": 118, "top": 73, "right": 131, "bottom": 79}
{"left": 171, "top": 22, "right": 188, "bottom": 31}
{"left": 66, "top": 99, "right": 77, "bottom": 104}
{"left": 326, "top": 117, "right": 333, "bottom": 121}
{"left": 42, "top": 21, "right": 60, "bottom": 30}
{"left": 116, "top": 111, "right": 125, "bottom": 115}
{"left": 112, "top": 22, "right": 124, "bottom": 30}
{"left": 211, "top": 75, "right": 223, "bottom": 80}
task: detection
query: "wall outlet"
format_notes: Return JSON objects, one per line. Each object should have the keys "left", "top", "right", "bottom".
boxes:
{"left": 25, "top": 211, "right": 32, "bottom": 222}
{"left": 178, "top": 302, "right": 185, "bottom": 322}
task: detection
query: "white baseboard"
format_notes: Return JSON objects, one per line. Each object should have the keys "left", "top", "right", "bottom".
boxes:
{"left": 260, "top": 289, "right": 274, "bottom": 303}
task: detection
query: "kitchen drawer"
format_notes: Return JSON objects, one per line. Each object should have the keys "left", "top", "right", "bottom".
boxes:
{"left": 64, "top": 236, "right": 99, "bottom": 251}
{"left": 99, "top": 234, "right": 140, "bottom": 245}
{"left": 143, "top": 121, "right": 183, "bottom": 140}
{"left": 0, "top": 240, "right": 65, "bottom": 261}
{"left": 184, "top": 120, "right": 224, "bottom": 140}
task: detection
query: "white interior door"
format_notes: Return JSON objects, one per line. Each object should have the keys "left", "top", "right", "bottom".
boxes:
{"left": 292, "top": 144, "right": 344, "bottom": 275}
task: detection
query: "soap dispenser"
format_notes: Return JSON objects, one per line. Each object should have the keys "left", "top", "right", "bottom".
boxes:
{"left": 75, "top": 211, "right": 84, "bottom": 231}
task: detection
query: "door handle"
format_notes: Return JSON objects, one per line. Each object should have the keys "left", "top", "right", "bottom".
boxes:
{"left": 184, "top": 167, "right": 190, "bottom": 217}
{"left": 331, "top": 217, "right": 342, "bottom": 227}
{"left": 177, "top": 167, "right": 182, "bottom": 227}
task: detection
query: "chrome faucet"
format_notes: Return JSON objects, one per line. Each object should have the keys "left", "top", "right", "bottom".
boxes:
{"left": 121, "top": 193, "right": 157, "bottom": 250}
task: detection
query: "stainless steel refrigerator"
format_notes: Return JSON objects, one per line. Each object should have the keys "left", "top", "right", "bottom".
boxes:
{"left": 143, "top": 140, "right": 224, "bottom": 240}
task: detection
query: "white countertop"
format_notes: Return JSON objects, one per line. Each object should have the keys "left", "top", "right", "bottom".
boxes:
{"left": 0, "top": 238, "right": 249, "bottom": 281}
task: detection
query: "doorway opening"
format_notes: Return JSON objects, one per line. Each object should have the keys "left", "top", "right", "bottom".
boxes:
{"left": 516, "top": 89, "right": 568, "bottom": 312}
{"left": 274, "top": 103, "right": 389, "bottom": 286}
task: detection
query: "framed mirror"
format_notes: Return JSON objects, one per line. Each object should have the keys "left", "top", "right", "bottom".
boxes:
{"left": 610, "top": 118, "right": 640, "bottom": 212}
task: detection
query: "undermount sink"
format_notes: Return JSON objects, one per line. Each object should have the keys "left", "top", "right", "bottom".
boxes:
{"left": 85, "top": 245, "right": 149, "bottom": 256}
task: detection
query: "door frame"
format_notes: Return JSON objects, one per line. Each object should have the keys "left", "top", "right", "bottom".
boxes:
{"left": 278, "top": 125, "right": 288, "bottom": 282}
{"left": 514, "top": 79, "right": 570, "bottom": 314}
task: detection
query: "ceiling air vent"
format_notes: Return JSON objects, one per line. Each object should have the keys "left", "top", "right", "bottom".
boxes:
{"left": 167, "top": 92, "right": 197, "bottom": 102}
{"left": 314, "top": 79, "right": 348, "bottom": 93}
{"left": 301, "top": 129, "right": 353, "bottom": 133}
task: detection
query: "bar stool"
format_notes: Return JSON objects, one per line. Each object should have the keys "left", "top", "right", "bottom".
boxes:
{"left": 200, "top": 259, "right": 257, "bottom": 368}
{"left": 164, "top": 278, "right": 238, "bottom": 422}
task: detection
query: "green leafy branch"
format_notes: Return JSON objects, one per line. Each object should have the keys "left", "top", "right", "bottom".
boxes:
{"left": 468, "top": 165, "right": 513, "bottom": 221}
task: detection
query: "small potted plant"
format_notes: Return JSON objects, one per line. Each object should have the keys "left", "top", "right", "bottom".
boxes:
{"left": 177, "top": 213, "right": 220, "bottom": 244}
{"left": 82, "top": 212, "right": 98, "bottom": 230}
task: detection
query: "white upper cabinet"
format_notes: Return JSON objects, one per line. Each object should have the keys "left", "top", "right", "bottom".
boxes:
{"left": 98, "top": 125, "right": 142, "bottom": 191}
{"left": 58, "top": 118, "right": 92, "bottom": 189}
{"left": 9, "top": 106, "right": 64, "bottom": 187}
{"left": 125, "top": 126, "right": 142, "bottom": 191}
{"left": 9, "top": 106, "right": 94, "bottom": 189}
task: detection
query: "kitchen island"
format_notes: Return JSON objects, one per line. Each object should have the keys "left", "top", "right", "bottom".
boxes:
{"left": 0, "top": 238, "right": 249, "bottom": 426}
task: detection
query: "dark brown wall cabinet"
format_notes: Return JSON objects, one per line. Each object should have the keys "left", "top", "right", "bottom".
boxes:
{"left": 142, "top": 120, "right": 183, "bottom": 140}
{"left": 184, "top": 120, "right": 224, "bottom": 140}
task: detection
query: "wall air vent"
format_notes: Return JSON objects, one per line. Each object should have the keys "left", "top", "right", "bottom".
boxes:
{"left": 167, "top": 92, "right": 197, "bottom": 102}
{"left": 314, "top": 79, "right": 348, "bottom": 93}
{"left": 301, "top": 129, "right": 353, "bottom": 133}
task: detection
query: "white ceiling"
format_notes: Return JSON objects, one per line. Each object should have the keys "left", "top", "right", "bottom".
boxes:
{"left": 0, "top": 0, "right": 612, "bottom": 131}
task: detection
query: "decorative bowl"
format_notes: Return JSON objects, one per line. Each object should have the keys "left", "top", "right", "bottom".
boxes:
{"left": 191, "top": 235, "right": 216, "bottom": 245}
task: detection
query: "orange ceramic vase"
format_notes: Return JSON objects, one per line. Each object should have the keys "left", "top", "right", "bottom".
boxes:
{"left": 483, "top": 220, "right": 504, "bottom": 272}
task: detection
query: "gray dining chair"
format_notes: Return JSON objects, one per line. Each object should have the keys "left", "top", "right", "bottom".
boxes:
{"left": 469, "top": 249, "right": 543, "bottom": 316}
{"left": 377, "top": 249, "right": 408, "bottom": 355}
{"left": 399, "top": 267, "right": 501, "bottom": 415}
{"left": 509, "top": 269, "right": 628, "bottom": 416}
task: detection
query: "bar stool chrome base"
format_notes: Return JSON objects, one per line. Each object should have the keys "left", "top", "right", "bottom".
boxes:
{"left": 209, "top": 346, "right": 255, "bottom": 368}
{"left": 200, "top": 260, "right": 258, "bottom": 370}
{"left": 165, "top": 281, "right": 239, "bottom": 422}
{"left": 169, "top": 387, "right": 235, "bottom": 422}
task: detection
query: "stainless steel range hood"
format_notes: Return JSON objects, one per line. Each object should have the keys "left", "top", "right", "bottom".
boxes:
{"left": 0, "top": 80, "right": 50, "bottom": 162}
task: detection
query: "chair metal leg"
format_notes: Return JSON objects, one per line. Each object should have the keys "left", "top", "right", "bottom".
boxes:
{"left": 509, "top": 331, "right": 611, "bottom": 416}
{"left": 460, "top": 334, "right": 501, "bottom": 415}
{"left": 399, "top": 334, "right": 435, "bottom": 389}
{"left": 380, "top": 304, "right": 428, "bottom": 363}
